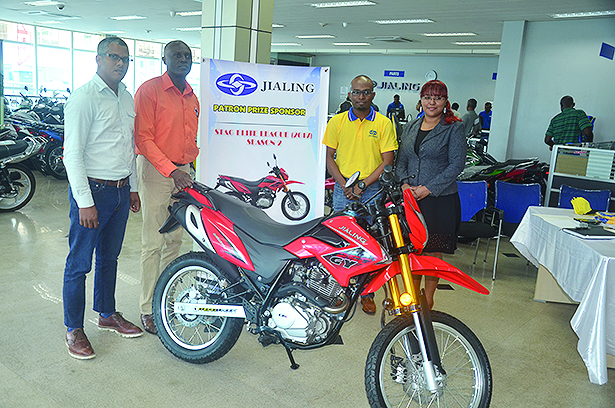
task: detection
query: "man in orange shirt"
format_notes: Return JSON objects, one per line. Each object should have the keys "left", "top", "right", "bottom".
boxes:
{"left": 134, "top": 40, "right": 199, "bottom": 334}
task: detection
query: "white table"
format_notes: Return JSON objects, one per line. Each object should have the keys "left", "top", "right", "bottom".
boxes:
{"left": 511, "top": 206, "right": 615, "bottom": 385}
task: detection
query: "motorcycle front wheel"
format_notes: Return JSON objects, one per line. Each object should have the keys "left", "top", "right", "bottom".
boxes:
{"left": 281, "top": 191, "right": 310, "bottom": 220}
{"left": 0, "top": 164, "right": 36, "bottom": 212}
{"left": 44, "top": 141, "right": 67, "bottom": 180}
{"left": 365, "top": 311, "right": 492, "bottom": 408}
{"left": 153, "top": 252, "right": 244, "bottom": 364}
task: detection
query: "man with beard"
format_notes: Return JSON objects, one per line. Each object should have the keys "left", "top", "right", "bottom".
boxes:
{"left": 134, "top": 40, "right": 200, "bottom": 334}
{"left": 322, "top": 74, "right": 398, "bottom": 315}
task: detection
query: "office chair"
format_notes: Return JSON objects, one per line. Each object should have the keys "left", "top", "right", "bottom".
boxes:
{"left": 457, "top": 181, "right": 502, "bottom": 273}
{"left": 558, "top": 184, "right": 611, "bottom": 212}
{"left": 492, "top": 180, "right": 542, "bottom": 280}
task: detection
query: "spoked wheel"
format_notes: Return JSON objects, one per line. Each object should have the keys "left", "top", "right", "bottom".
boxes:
{"left": 281, "top": 191, "right": 310, "bottom": 220}
{"left": 0, "top": 164, "right": 36, "bottom": 212}
{"left": 152, "top": 252, "right": 244, "bottom": 364}
{"left": 44, "top": 141, "right": 67, "bottom": 180}
{"left": 365, "top": 312, "right": 492, "bottom": 408}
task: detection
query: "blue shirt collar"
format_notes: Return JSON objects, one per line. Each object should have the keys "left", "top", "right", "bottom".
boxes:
{"left": 348, "top": 106, "right": 376, "bottom": 122}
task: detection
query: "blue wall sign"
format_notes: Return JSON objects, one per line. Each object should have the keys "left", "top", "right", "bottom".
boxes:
{"left": 384, "top": 70, "right": 405, "bottom": 78}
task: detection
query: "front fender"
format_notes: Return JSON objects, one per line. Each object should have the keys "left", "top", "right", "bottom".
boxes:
{"left": 362, "top": 255, "right": 489, "bottom": 295}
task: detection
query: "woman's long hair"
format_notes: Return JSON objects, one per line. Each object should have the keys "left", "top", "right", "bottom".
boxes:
{"left": 420, "top": 80, "right": 461, "bottom": 125}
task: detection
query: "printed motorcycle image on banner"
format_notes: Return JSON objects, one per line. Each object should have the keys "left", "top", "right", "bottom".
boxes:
{"left": 199, "top": 59, "right": 330, "bottom": 223}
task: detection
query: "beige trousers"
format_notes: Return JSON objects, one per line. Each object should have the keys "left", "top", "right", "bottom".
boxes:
{"left": 137, "top": 155, "right": 186, "bottom": 314}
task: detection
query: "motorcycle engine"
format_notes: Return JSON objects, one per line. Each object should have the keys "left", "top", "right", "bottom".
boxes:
{"left": 253, "top": 189, "right": 275, "bottom": 209}
{"left": 267, "top": 260, "right": 345, "bottom": 345}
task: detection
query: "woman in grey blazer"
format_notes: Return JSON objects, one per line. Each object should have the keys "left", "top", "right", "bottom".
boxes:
{"left": 396, "top": 80, "right": 466, "bottom": 309}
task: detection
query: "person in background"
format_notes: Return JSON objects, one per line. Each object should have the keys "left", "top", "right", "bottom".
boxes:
{"left": 134, "top": 40, "right": 200, "bottom": 334}
{"left": 451, "top": 102, "right": 462, "bottom": 119}
{"left": 544, "top": 95, "right": 593, "bottom": 150}
{"left": 462, "top": 98, "right": 481, "bottom": 138}
{"left": 415, "top": 99, "right": 425, "bottom": 119}
{"left": 62, "top": 37, "right": 143, "bottom": 360}
{"left": 336, "top": 95, "right": 352, "bottom": 114}
{"left": 479, "top": 101, "right": 492, "bottom": 130}
{"left": 395, "top": 80, "right": 466, "bottom": 309}
{"left": 322, "top": 74, "right": 398, "bottom": 315}
{"left": 387, "top": 94, "right": 406, "bottom": 122}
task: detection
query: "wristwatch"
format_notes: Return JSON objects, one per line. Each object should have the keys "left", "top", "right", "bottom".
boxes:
{"left": 357, "top": 181, "right": 366, "bottom": 192}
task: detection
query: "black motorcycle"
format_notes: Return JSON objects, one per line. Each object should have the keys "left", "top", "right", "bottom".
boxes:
{"left": 0, "top": 128, "right": 46, "bottom": 212}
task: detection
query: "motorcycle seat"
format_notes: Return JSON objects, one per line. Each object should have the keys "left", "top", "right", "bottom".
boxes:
{"left": 0, "top": 139, "right": 29, "bottom": 159}
{"left": 219, "top": 175, "right": 267, "bottom": 193}
{"left": 207, "top": 188, "right": 322, "bottom": 246}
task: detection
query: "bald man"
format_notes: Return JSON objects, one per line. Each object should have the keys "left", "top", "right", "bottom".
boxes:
{"left": 134, "top": 40, "right": 200, "bottom": 334}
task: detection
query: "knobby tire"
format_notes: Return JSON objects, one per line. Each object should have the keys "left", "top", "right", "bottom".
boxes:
{"left": 365, "top": 311, "right": 492, "bottom": 408}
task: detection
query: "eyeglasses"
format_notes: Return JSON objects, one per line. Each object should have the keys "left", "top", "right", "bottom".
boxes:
{"left": 101, "top": 53, "right": 131, "bottom": 64}
{"left": 421, "top": 96, "right": 445, "bottom": 102}
{"left": 351, "top": 90, "right": 374, "bottom": 96}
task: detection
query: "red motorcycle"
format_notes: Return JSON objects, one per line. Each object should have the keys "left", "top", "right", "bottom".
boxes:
{"left": 215, "top": 154, "right": 310, "bottom": 221}
{"left": 153, "top": 165, "right": 492, "bottom": 407}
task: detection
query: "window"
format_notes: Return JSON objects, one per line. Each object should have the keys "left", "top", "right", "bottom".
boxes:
{"left": 2, "top": 41, "right": 35, "bottom": 96}
{"left": 37, "top": 46, "right": 71, "bottom": 93}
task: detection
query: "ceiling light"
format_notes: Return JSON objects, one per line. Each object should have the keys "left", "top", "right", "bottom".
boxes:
{"left": 24, "top": 1, "right": 62, "bottom": 6}
{"left": 454, "top": 41, "right": 501, "bottom": 45}
{"left": 176, "top": 11, "right": 202, "bottom": 16}
{"left": 309, "top": 1, "right": 376, "bottom": 9}
{"left": 333, "top": 42, "right": 371, "bottom": 46}
{"left": 271, "top": 42, "right": 302, "bottom": 46}
{"left": 174, "top": 27, "right": 201, "bottom": 31}
{"left": 422, "top": 32, "right": 476, "bottom": 37}
{"left": 109, "top": 15, "right": 147, "bottom": 21}
{"left": 550, "top": 10, "right": 615, "bottom": 18}
{"left": 272, "top": 23, "right": 285, "bottom": 28}
{"left": 296, "top": 35, "right": 335, "bottom": 38}
{"left": 371, "top": 19, "right": 434, "bottom": 24}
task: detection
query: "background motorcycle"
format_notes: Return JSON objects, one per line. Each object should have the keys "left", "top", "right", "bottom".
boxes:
{"left": 0, "top": 131, "right": 46, "bottom": 212}
{"left": 152, "top": 165, "right": 492, "bottom": 408}
{"left": 215, "top": 154, "right": 310, "bottom": 221}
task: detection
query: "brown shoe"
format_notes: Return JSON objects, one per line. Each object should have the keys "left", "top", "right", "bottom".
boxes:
{"left": 361, "top": 297, "right": 377, "bottom": 315}
{"left": 66, "top": 328, "right": 95, "bottom": 360}
{"left": 98, "top": 312, "right": 143, "bottom": 338}
{"left": 140, "top": 314, "right": 156, "bottom": 335}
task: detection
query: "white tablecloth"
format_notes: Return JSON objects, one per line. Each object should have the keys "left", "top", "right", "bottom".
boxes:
{"left": 511, "top": 206, "right": 615, "bottom": 385}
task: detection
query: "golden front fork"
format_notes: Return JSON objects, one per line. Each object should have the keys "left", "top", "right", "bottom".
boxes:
{"left": 386, "top": 213, "right": 420, "bottom": 313}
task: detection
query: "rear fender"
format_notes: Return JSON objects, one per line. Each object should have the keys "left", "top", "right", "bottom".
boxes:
{"left": 362, "top": 254, "right": 489, "bottom": 295}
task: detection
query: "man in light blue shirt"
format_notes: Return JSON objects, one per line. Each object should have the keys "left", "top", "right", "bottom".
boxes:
{"left": 62, "top": 37, "right": 143, "bottom": 360}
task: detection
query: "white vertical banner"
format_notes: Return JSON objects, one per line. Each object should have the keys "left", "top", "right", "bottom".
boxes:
{"left": 199, "top": 59, "right": 330, "bottom": 223}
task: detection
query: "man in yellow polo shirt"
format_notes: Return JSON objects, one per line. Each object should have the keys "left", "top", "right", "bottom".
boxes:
{"left": 323, "top": 74, "right": 398, "bottom": 314}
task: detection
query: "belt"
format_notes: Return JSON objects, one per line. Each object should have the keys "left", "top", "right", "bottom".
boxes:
{"left": 88, "top": 177, "right": 129, "bottom": 188}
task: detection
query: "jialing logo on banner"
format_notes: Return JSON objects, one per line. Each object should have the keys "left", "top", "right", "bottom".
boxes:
{"left": 215, "top": 73, "right": 258, "bottom": 96}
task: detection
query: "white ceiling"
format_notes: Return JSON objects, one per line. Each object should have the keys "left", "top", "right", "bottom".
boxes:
{"left": 1, "top": 0, "right": 613, "bottom": 56}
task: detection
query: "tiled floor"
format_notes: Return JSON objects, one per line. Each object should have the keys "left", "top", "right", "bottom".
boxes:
{"left": 0, "top": 173, "right": 613, "bottom": 407}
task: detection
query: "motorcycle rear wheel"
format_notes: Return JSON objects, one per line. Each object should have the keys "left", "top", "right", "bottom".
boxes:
{"left": 153, "top": 252, "right": 244, "bottom": 364}
{"left": 281, "top": 191, "right": 310, "bottom": 220}
{"left": 0, "top": 164, "right": 36, "bottom": 212}
{"left": 365, "top": 312, "right": 492, "bottom": 408}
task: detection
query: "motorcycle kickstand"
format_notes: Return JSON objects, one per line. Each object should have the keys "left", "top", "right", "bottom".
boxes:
{"left": 284, "top": 346, "right": 300, "bottom": 370}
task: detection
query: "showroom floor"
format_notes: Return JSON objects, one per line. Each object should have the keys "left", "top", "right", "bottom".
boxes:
{"left": 1, "top": 173, "right": 614, "bottom": 408}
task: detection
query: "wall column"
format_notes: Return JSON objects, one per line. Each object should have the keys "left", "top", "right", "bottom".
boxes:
{"left": 201, "top": 0, "right": 273, "bottom": 63}
{"left": 489, "top": 20, "right": 527, "bottom": 161}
